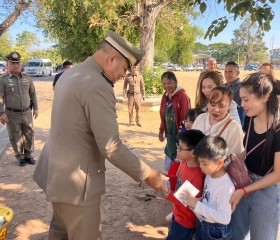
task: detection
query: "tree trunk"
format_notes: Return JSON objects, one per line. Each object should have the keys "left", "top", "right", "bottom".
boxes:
{"left": 140, "top": 2, "right": 168, "bottom": 68}
{"left": 0, "top": 0, "right": 32, "bottom": 37}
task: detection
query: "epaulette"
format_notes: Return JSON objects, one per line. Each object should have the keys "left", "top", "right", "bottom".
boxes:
{"left": 0, "top": 73, "right": 9, "bottom": 80}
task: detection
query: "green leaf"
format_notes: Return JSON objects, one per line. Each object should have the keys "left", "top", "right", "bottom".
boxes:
{"left": 199, "top": 2, "right": 207, "bottom": 13}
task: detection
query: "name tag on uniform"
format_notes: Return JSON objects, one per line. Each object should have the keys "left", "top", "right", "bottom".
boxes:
{"left": 8, "top": 83, "right": 15, "bottom": 91}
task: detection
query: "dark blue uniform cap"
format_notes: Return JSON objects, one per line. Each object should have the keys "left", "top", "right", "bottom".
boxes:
{"left": 6, "top": 52, "right": 22, "bottom": 63}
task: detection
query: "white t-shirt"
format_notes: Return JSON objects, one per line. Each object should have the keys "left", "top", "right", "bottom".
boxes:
{"left": 192, "top": 113, "right": 244, "bottom": 154}
{"left": 194, "top": 173, "right": 235, "bottom": 225}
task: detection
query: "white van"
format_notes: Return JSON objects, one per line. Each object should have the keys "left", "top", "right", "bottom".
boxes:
{"left": 24, "top": 59, "right": 53, "bottom": 77}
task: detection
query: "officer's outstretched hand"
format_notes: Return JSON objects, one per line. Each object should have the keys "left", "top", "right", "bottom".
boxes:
{"left": 144, "top": 169, "right": 169, "bottom": 193}
{"left": 0, "top": 113, "right": 8, "bottom": 125}
{"left": 123, "top": 94, "right": 127, "bottom": 99}
{"left": 33, "top": 110, "right": 39, "bottom": 119}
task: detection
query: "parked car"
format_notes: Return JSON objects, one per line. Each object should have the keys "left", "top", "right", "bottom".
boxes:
{"left": 25, "top": 59, "right": 53, "bottom": 76}
{"left": 0, "top": 63, "right": 7, "bottom": 75}
{"left": 184, "top": 65, "right": 194, "bottom": 71}
{"left": 194, "top": 64, "right": 204, "bottom": 71}
{"left": 172, "top": 65, "right": 182, "bottom": 71}
{"left": 167, "top": 64, "right": 174, "bottom": 70}
{"left": 218, "top": 64, "right": 225, "bottom": 70}
{"left": 244, "top": 64, "right": 259, "bottom": 71}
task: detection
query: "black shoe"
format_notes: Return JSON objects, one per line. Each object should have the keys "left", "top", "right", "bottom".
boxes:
{"left": 18, "top": 159, "right": 26, "bottom": 167}
{"left": 25, "top": 157, "right": 36, "bottom": 165}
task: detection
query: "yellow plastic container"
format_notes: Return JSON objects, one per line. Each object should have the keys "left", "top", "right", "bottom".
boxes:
{"left": 0, "top": 207, "right": 14, "bottom": 240}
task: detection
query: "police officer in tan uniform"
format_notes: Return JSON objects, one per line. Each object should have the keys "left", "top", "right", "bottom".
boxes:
{"left": 123, "top": 66, "right": 145, "bottom": 127}
{"left": 0, "top": 52, "right": 39, "bottom": 166}
{"left": 33, "top": 31, "right": 168, "bottom": 240}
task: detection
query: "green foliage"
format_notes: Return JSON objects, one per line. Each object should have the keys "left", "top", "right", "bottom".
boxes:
{"left": 29, "top": 48, "right": 63, "bottom": 64}
{"left": 15, "top": 31, "right": 40, "bottom": 54}
{"left": 231, "top": 17, "right": 268, "bottom": 64}
{"left": 155, "top": 6, "right": 203, "bottom": 65}
{"left": 0, "top": 31, "right": 13, "bottom": 60}
{"left": 141, "top": 66, "right": 164, "bottom": 95}
{"left": 191, "top": 0, "right": 276, "bottom": 40}
{"left": 35, "top": 0, "right": 138, "bottom": 62}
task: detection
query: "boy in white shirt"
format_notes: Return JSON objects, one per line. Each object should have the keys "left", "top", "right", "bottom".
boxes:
{"left": 184, "top": 135, "right": 235, "bottom": 240}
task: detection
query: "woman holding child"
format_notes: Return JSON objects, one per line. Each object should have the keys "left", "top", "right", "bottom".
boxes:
{"left": 230, "top": 71, "right": 280, "bottom": 240}
{"left": 159, "top": 71, "right": 191, "bottom": 171}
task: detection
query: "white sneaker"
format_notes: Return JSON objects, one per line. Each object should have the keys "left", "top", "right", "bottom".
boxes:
{"left": 165, "top": 212, "right": 173, "bottom": 222}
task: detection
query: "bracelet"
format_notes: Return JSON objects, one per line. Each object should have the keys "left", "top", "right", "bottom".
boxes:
{"left": 238, "top": 187, "right": 247, "bottom": 195}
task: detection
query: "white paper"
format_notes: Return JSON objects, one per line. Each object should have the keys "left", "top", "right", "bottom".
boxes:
{"left": 0, "top": 216, "right": 5, "bottom": 227}
{"left": 174, "top": 180, "right": 199, "bottom": 207}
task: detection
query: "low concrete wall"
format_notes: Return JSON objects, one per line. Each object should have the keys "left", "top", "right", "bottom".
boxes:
{"left": 116, "top": 94, "right": 162, "bottom": 111}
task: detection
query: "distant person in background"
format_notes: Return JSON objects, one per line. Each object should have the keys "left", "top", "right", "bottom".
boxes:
{"left": 195, "top": 58, "right": 223, "bottom": 104}
{"left": 123, "top": 66, "right": 145, "bottom": 127}
{"left": 260, "top": 63, "right": 275, "bottom": 79}
{"left": 53, "top": 60, "right": 73, "bottom": 91}
{"left": 224, "top": 61, "right": 245, "bottom": 125}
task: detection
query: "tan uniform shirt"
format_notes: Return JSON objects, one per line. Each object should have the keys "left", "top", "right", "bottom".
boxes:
{"left": 0, "top": 73, "right": 38, "bottom": 113}
{"left": 123, "top": 73, "right": 145, "bottom": 97}
{"left": 34, "top": 57, "right": 151, "bottom": 206}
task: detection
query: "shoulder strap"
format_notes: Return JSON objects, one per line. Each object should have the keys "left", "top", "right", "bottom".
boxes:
{"left": 246, "top": 119, "right": 280, "bottom": 157}
{"left": 244, "top": 117, "right": 252, "bottom": 150}
{"left": 217, "top": 118, "right": 233, "bottom": 137}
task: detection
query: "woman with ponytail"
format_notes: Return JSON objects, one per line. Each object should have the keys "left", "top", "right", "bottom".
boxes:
{"left": 230, "top": 71, "right": 280, "bottom": 240}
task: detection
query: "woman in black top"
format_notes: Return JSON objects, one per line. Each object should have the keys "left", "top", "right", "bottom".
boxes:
{"left": 230, "top": 71, "right": 280, "bottom": 240}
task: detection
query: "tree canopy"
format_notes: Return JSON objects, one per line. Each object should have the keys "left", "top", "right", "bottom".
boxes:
{"left": 0, "top": 0, "right": 276, "bottom": 66}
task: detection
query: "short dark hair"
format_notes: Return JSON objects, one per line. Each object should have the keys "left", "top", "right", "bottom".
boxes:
{"left": 177, "top": 129, "right": 205, "bottom": 150}
{"left": 225, "top": 61, "right": 239, "bottom": 69}
{"left": 63, "top": 60, "right": 73, "bottom": 68}
{"left": 194, "top": 135, "right": 228, "bottom": 162}
{"left": 161, "top": 71, "right": 178, "bottom": 84}
{"left": 185, "top": 108, "right": 203, "bottom": 122}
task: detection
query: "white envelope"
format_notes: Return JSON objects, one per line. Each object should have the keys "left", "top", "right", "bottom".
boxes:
{"left": 174, "top": 180, "right": 199, "bottom": 207}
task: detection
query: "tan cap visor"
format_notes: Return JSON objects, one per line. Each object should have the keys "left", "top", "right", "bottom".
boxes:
{"left": 105, "top": 36, "right": 137, "bottom": 66}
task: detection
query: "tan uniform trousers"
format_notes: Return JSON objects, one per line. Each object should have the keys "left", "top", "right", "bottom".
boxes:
{"left": 127, "top": 93, "right": 141, "bottom": 124}
{"left": 6, "top": 109, "right": 34, "bottom": 160}
{"left": 49, "top": 196, "right": 102, "bottom": 240}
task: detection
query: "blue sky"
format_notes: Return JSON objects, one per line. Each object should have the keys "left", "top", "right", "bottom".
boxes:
{"left": 2, "top": 1, "right": 280, "bottom": 50}
{"left": 191, "top": 1, "right": 280, "bottom": 50}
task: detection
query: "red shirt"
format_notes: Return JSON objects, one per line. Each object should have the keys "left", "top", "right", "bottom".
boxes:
{"left": 167, "top": 162, "right": 205, "bottom": 228}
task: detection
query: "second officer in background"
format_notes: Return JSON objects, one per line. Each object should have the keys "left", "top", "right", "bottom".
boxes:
{"left": 0, "top": 52, "right": 39, "bottom": 167}
{"left": 123, "top": 66, "right": 145, "bottom": 127}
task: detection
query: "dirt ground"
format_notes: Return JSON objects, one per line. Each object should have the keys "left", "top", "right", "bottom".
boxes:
{"left": 1, "top": 69, "right": 280, "bottom": 240}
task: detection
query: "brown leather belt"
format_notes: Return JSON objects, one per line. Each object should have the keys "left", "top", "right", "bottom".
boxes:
{"left": 128, "top": 92, "right": 140, "bottom": 95}
{"left": 6, "top": 107, "right": 30, "bottom": 112}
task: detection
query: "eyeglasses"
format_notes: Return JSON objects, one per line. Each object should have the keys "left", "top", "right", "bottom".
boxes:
{"left": 176, "top": 143, "right": 193, "bottom": 152}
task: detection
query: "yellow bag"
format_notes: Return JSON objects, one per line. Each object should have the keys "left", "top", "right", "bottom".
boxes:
{"left": 0, "top": 206, "right": 14, "bottom": 240}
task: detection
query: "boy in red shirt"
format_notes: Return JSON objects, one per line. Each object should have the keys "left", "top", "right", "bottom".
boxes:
{"left": 166, "top": 129, "right": 205, "bottom": 240}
